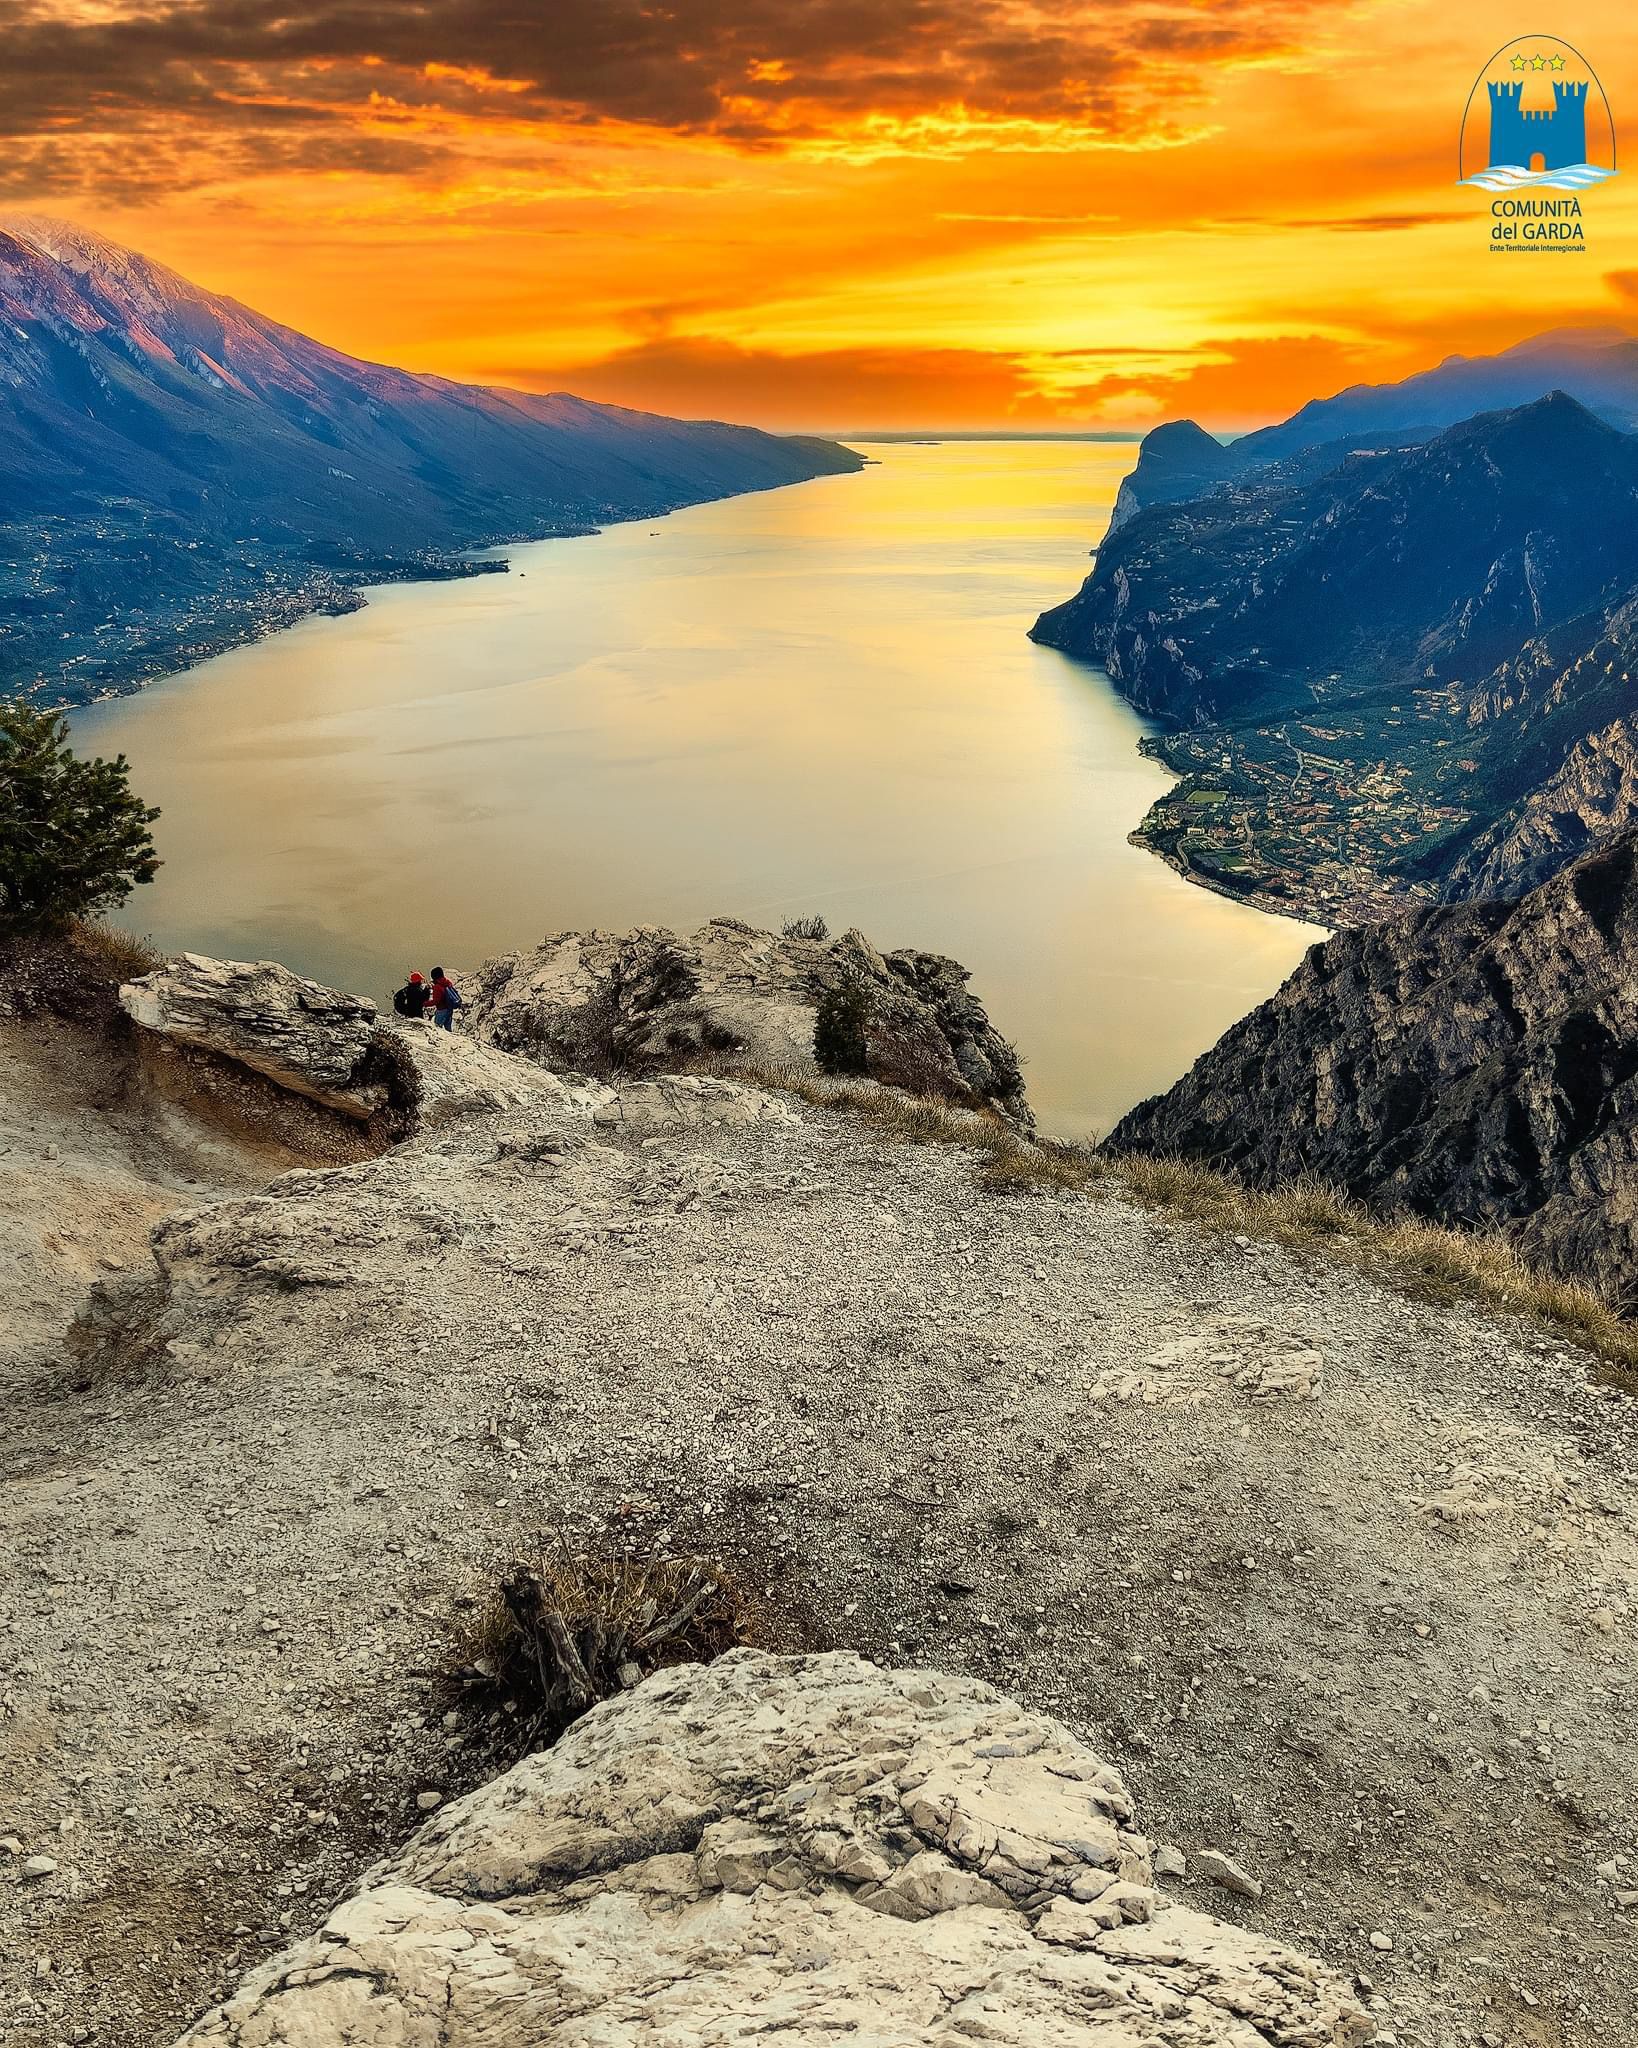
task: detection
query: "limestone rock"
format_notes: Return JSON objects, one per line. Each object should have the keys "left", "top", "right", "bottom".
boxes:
{"left": 1194, "top": 1847, "right": 1265, "bottom": 1900}
{"left": 383, "top": 1017, "right": 613, "bottom": 1129}
{"left": 1111, "top": 832, "right": 1638, "bottom": 1308}
{"left": 121, "top": 955, "right": 386, "bottom": 1120}
{"left": 174, "top": 1651, "right": 1368, "bottom": 2047}
{"left": 1449, "top": 707, "right": 1638, "bottom": 902}
{"left": 593, "top": 1074, "right": 801, "bottom": 1137}
{"left": 466, "top": 916, "right": 1032, "bottom": 1125}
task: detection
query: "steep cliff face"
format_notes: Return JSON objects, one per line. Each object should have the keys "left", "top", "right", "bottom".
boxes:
{"left": 1111, "top": 833, "right": 1638, "bottom": 1305}
{"left": 1448, "top": 716, "right": 1638, "bottom": 900}
{"left": 1034, "top": 394, "right": 1638, "bottom": 724}
{"left": 1107, "top": 418, "right": 1239, "bottom": 533}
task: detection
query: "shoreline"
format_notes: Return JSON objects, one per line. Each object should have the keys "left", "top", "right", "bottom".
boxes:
{"left": 37, "top": 465, "right": 863, "bottom": 713}
{"left": 1119, "top": 817, "right": 1426, "bottom": 932}
{"left": 64, "top": 554, "right": 519, "bottom": 711}
{"left": 62, "top": 439, "right": 1317, "bottom": 1144}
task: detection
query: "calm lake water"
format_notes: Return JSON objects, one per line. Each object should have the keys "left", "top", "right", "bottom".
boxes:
{"left": 76, "top": 441, "right": 1321, "bottom": 1138}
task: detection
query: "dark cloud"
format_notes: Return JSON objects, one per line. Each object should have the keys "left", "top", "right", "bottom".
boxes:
{"left": 1045, "top": 332, "right": 1371, "bottom": 425}
{"left": 487, "top": 325, "right": 1378, "bottom": 433}
{"left": 0, "top": 0, "right": 1349, "bottom": 192}
{"left": 1267, "top": 211, "right": 1468, "bottom": 233}
{"left": 496, "top": 334, "right": 1059, "bottom": 430}
{"left": 0, "top": 121, "right": 458, "bottom": 206}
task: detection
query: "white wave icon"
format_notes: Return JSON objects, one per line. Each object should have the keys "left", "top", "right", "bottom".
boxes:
{"left": 1459, "top": 162, "right": 1619, "bottom": 193}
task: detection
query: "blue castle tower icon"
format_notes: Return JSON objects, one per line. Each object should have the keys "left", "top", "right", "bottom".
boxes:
{"left": 1488, "top": 79, "right": 1589, "bottom": 170}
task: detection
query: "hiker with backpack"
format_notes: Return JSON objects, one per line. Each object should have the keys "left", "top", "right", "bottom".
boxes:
{"left": 427, "top": 967, "right": 463, "bottom": 1031}
{"left": 392, "top": 971, "right": 431, "bottom": 1020}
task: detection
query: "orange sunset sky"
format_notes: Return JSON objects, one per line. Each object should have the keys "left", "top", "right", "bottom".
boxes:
{"left": 4, "top": 0, "right": 1636, "bottom": 431}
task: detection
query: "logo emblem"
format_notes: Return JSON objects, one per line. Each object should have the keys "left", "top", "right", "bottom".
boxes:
{"left": 1459, "top": 37, "right": 1617, "bottom": 193}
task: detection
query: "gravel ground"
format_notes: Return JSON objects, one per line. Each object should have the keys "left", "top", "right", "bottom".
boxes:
{"left": 2, "top": 1020, "right": 1636, "bottom": 2048}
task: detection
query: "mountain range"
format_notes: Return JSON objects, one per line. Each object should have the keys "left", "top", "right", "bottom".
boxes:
{"left": 1033, "top": 343, "right": 1638, "bottom": 923}
{"left": 1106, "top": 326, "right": 1638, "bottom": 531}
{"left": 0, "top": 216, "right": 861, "bottom": 701}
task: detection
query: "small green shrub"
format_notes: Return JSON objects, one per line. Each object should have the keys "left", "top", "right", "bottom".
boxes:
{"left": 781, "top": 913, "right": 830, "bottom": 941}
{"left": 0, "top": 705, "right": 160, "bottom": 931}
{"left": 814, "top": 977, "right": 872, "bottom": 1076}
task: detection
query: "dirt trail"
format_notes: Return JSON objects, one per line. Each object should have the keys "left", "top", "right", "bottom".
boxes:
{"left": 1, "top": 1018, "right": 1635, "bottom": 2048}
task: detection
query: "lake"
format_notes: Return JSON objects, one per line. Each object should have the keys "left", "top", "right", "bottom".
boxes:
{"left": 75, "top": 440, "right": 1321, "bottom": 1138}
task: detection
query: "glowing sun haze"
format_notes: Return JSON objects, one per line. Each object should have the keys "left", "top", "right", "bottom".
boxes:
{"left": 4, "top": 0, "right": 1635, "bottom": 430}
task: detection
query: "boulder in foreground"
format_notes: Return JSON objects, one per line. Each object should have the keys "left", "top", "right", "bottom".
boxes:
{"left": 118, "top": 951, "right": 617, "bottom": 1135}
{"left": 175, "top": 1651, "right": 1369, "bottom": 2046}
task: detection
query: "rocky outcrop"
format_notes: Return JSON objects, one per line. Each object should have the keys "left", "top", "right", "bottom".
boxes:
{"left": 117, "top": 952, "right": 624, "bottom": 1136}
{"left": 174, "top": 1651, "right": 1370, "bottom": 2048}
{"left": 1110, "top": 832, "right": 1638, "bottom": 1305}
{"left": 121, "top": 955, "right": 388, "bottom": 1119}
{"left": 384, "top": 1017, "right": 613, "bottom": 1130}
{"left": 468, "top": 916, "right": 1032, "bottom": 1124}
{"left": 1107, "top": 418, "right": 1239, "bottom": 534}
{"left": 113, "top": 928, "right": 1032, "bottom": 1158}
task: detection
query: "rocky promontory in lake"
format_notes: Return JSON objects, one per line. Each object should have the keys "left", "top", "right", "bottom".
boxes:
{"left": 0, "top": 216, "right": 862, "bottom": 703}
{"left": 1113, "top": 830, "right": 1638, "bottom": 1308}
{"left": 1034, "top": 336, "right": 1638, "bottom": 922}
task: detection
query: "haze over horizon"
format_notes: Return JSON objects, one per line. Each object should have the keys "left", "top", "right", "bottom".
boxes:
{"left": 4, "top": 0, "right": 1635, "bottom": 435}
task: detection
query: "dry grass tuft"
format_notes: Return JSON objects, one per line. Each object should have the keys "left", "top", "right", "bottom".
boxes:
{"left": 449, "top": 1534, "right": 768, "bottom": 1755}
{"left": 975, "top": 1130, "right": 1104, "bottom": 1195}
{"left": 1113, "top": 1151, "right": 1243, "bottom": 1223}
{"left": 1109, "top": 1153, "right": 1638, "bottom": 1381}
{"left": 72, "top": 918, "right": 167, "bottom": 983}
{"left": 733, "top": 1060, "right": 1638, "bottom": 1378}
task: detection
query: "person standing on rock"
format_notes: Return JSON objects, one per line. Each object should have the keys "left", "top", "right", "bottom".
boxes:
{"left": 427, "top": 968, "right": 463, "bottom": 1031}
{"left": 392, "top": 971, "right": 431, "bottom": 1020}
